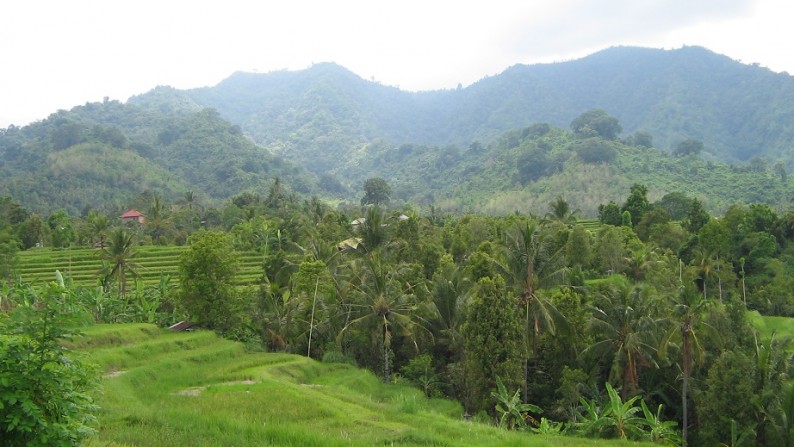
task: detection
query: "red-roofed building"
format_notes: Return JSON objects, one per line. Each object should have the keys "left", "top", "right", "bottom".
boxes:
{"left": 120, "top": 209, "right": 145, "bottom": 224}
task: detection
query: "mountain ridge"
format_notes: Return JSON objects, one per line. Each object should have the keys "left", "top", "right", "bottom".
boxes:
{"left": 126, "top": 45, "right": 794, "bottom": 170}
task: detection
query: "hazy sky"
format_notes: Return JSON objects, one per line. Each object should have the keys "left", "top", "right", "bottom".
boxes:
{"left": 2, "top": 0, "right": 791, "bottom": 128}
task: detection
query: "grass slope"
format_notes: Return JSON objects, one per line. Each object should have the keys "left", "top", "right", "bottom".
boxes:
{"left": 747, "top": 311, "right": 794, "bottom": 353}
{"left": 76, "top": 324, "right": 647, "bottom": 447}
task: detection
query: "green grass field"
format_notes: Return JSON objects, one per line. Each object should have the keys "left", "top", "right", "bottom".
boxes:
{"left": 16, "top": 246, "right": 264, "bottom": 288}
{"left": 747, "top": 311, "right": 794, "bottom": 353}
{"left": 76, "top": 324, "right": 650, "bottom": 447}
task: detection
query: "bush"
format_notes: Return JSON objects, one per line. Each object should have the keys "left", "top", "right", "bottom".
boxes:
{"left": 0, "top": 278, "right": 99, "bottom": 446}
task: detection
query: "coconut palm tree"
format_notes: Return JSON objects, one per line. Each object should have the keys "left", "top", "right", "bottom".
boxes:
{"left": 86, "top": 211, "right": 110, "bottom": 248}
{"left": 659, "top": 285, "right": 715, "bottom": 446}
{"left": 584, "top": 283, "right": 662, "bottom": 399}
{"left": 339, "top": 252, "right": 430, "bottom": 383}
{"left": 545, "top": 196, "right": 580, "bottom": 224}
{"left": 428, "top": 258, "right": 472, "bottom": 363}
{"left": 101, "top": 227, "right": 138, "bottom": 298}
{"left": 497, "top": 219, "right": 569, "bottom": 402}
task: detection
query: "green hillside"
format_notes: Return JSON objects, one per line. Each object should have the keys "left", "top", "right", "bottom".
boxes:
{"left": 0, "top": 101, "right": 320, "bottom": 215}
{"left": 76, "top": 323, "right": 646, "bottom": 446}
{"left": 163, "top": 46, "right": 794, "bottom": 167}
{"left": 343, "top": 124, "right": 792, "bottom": 215}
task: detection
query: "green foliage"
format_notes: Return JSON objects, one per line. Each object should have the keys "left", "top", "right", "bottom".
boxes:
{"left": 572, "top": 138, "right": 617, "bottom": 164}
{"left": 698, "top": 350, "right": 756, "bottom": 446}
{"left": 674, "top": 139, "right": 704, "bottom": 157}
{"left": 639, "top": 400, "right": 682, "bottom": 446}
{"left": 360, "top": 177, "right": 392, "bottom": 206}
{"left": 463, "top": 276, "right": 523, "bottom": 414}
{"left": 0, "top": 279, "right": 99, "bottom": 446}
{"left": 598, "top": 201, "right": 622, "bottom": 226}
{"left": 401, "top": 354, "right": 442, "bottom": 397}
{"left": 491, "top": 376, "right": 542, "bottom": 430}
{"left": 177, "top": 231, "right": 242, "bottom": 333}
{"left": 570, "top": 109, "right": 623, "bottom": 140}
{"left": 621, "top": 184, "right": 650, "bottom": 227}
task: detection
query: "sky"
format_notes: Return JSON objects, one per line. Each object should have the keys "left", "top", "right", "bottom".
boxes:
{"left": 1, "top": 0, "right": 792, "bottom": 128}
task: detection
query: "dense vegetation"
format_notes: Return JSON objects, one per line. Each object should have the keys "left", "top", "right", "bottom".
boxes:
{"left": 150, "top": 46, "right": 794, "bottom": 167}
{"left": 3, "top": 44, "right": 794, "bottom": 445}
{"left": 0, "top": 100, "right": 318, "bottom": 215}
{"left": 2, "top": 179, "right": 793, "bottom": 445}
{"left": 2, "top": 101, "right": 792, "bottom": 218}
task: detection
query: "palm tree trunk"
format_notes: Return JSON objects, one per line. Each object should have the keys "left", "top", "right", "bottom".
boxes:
{"left": 682, "top": 329, "right": 691, "bottom": 447}
{"left": 523, "top": 302, "right": 529, "bottom": 403}
{"left": 384, "top": 342, "right": 390, "bottom": 384}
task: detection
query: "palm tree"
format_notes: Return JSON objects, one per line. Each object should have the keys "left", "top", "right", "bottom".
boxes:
{"left": 693, "top": 247, "right": 714, "bottom": 300}
{"left": 183, "top": 190, "right": 196, "bottom": 210}
{"left": 428, "top": 259, "right": 471, "bottom": 363}
{"left": 751, "top": 333, "right": 792, "bottom": 446}
{"left": 146, "top": 194, "right": 171, "bottom": 244}
{"left": 339, "top": 252, "right": 430, "bottom": 383}
{"left": 101, "top": 228, "right": 138, "bottom": 298}
{"left": 584, "top": 283, "right": 662, "bottom": 399}
{"left": 545, "top": 196, "right": 580, "bottom": 224}
{"left": 86, "top": 211, "right": 110, "bottom": 248}
{"left": 498, "top": 220, "right": 569, "bottom": 401}
{"left": 659, "top": 285, "right": 714, "bottom": 447}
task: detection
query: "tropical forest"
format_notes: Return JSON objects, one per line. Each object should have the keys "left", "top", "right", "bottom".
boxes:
{"left": 1, "top": 46, "right": 794, "bottom": 447}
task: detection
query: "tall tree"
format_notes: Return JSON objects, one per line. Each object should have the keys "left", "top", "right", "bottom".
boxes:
{"left": 585, "top": 283, "right": 662, "bottom": 399}
{"left": 621, "top": 184, "right": 650, "bottom": 228}
{"left": 570, "top": 109, "right": 623, "bottom": 140}
{"left": 498, "top": 220, "right": 568, "bottom": 402}
{"left": 178, "top": 231, "right": 241, "bottom": 332}
{"left": 340, "top": 252, "right": 428, "bottom": 383}
{"left": 660, "top": 285, "right": 714, "bottom": 447}
{"left": 361, "top": 177, "right": 392, "bottom": 207}
{"left": 86, "top": 211, "right": 110, "bottom": 248}
{"left": 101, "top": 227, "right": 138, "bottom": 298}
{"left": 463, "top": 275, "right": 524, "bottom": 414}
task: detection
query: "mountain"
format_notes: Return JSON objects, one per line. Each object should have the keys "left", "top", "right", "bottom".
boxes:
{"left": 141, "top": 46, "right": 794, "bottom": 171}
{"left": 0, "top": 100, "right": 319, "bottom": 215}
{"left": 4, "top": 46, "right": 794, "bottom": 216}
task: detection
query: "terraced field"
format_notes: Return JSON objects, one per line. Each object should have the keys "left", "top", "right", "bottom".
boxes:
{"left": 16, "top": 246, "right": 264, "bottom": 288}
{"left": 577, "top": 218, "right": 602, "bottom": 233}
{"left": 76, "top": 324, "right": 647, "bottom": 447}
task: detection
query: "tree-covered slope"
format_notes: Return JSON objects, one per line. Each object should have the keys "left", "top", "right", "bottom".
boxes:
{"left": 320, "top": 122, "right": 792, "bottom": 216}
{"left": 144, "top": 46, "right": 794, "bottom": 172}
{"left": 0, "top": 100, "right": 320, "bottom": 214}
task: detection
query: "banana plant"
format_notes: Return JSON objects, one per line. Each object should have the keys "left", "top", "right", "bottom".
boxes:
{"left": 492, "top": 376, "right": 542, "bottom": 430}
{"left": 640, "top": 400, "right": 682, "bottom": 446}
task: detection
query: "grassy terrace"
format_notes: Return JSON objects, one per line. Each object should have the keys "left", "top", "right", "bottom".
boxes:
{"left": 748, "top": 310, "right": 794, "bottom": 354}
{"left": 77, "top": 323, "right": 649, "bottom": 447}
{"left": 16, "top": 246, "right": 264, "bottom": 288}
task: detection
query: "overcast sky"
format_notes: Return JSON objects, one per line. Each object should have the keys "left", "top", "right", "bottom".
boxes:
{"left": 1, "top": 0, "right": 791, "bottom": 128}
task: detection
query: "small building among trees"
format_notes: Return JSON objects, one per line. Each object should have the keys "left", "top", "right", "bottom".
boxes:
{"left": 120, "top": 209, "right": 145, "bottom": 224}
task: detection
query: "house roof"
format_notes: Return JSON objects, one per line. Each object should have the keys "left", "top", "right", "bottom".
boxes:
{"left": 120, "top": 209, "right": 144, "bottom": 218}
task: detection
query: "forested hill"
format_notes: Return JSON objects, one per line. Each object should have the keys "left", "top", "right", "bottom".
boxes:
{"left": 133, "top": 46, "right": 794, "bottom": 172}
{"left": 0, "top": 100, "right": 318, "bottom": 215}
{"left": 4, "top": 45, "right": 794, "bottom": 216}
